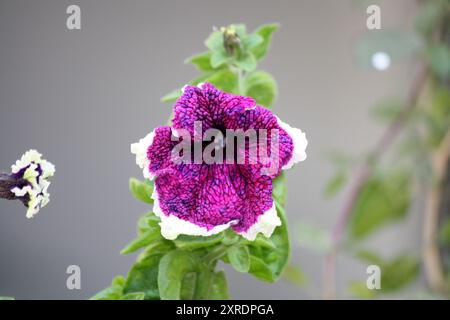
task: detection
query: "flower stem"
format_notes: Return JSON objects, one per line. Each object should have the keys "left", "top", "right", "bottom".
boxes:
{"left": 0, "top": 173, "right": 18, "bottom": 200}
{"left": 204, "top": 244, "right": 230, "bottom": 265}
{"left": 235, "top": 67, "right": 246, "bottom": 96}
{"left": 423, "top": 129, "right": 450, "bottom": 295}
{"left": 0, "top": 173, "right": 30, "bottom": 206}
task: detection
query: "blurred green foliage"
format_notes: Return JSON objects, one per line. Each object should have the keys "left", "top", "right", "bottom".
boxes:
{"left": 349, "top": 252, "right": 419, "bottom": 299}
{"left": 289, "top": 0, "right": 450, "bottom": 299}
{"left": 328, "top": 0, "right": 449, "bottom": 299}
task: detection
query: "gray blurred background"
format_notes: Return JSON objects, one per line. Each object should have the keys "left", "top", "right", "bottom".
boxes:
{"left": 0, "top": 0, "right": 422, "bottom": 299}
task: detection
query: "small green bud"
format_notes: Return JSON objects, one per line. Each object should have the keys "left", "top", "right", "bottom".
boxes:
{"left": 220, "top": 26, "right": 241, "bottom": 55}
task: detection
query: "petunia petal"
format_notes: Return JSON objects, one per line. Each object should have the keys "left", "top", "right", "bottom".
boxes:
{"left": 151, "top": 163, "right": 275, "bottom": 240}
{"left": 131, "top": 126, "right": 181, "bottom": 180}
{"left": 11, "top": 185, "right": 32, "bottom": 197}
{"left": 172, "top": 83, "right": 256, "bottom": 136}
{"left": 131, "top": 129, "right": 156, "bottom": 179}
{"left": 152, "top": 187, "right": 235, "bottom": 240}
{"left": 277, "top": 116, "right": 308, "bottom": 170}
{"left": 225, "top": 105, "right": 299, "bottom": 177}
{"left": 236, "top": 202, "right": 281, "bottom": 241}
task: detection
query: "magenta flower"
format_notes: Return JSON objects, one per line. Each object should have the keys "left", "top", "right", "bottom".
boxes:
{"left": 131, "top": 83, "right": 307, "bottom": 240}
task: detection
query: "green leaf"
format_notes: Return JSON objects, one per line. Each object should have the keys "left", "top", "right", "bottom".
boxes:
{"left": 205, "top": 31, "right": 223, "bottom": 51}
{"left": 191, "top": 269, "right": 215, "bottom": 300}
{"left": 161, "top": 88, "right": 182, "bottom": 103}
{"left": 227, "top": 245, "right": 250, "bottom": 273}
{"left": 90, "top": 275, "right": 125, "bottom": 300}
{"left": 210, "top": 49, "right": 230, "bottom": 69}
{"left": 120, "top": 228, "right": 161, "bottom": 254}
{"left": 185, "top": 52, "right": 214, "bottom": 72}
{"left": 129, "top": 177, "right": 153, "bottom": 204}
{"left": 121, "top": 212, "right": 162, "bottom": 254}
{"left": 297, "top": 223, "right": 332, "bottom": 254}
{"left": 158, "top": 250, "right": 201, "bottom": 300}
{"left": 248, "top": 255, "right": 275, "bottom": 282}
{"left": 356, "top": 250, "right": 384, "bottom": 265}
{"left": 123, "top": 253, "right": 163, "bottom": 300}
{"left": 427, "top": 44, "right": 450, "bottom": 78}
{"left": 324, "top": 171, "right": 347, "bottom": 198}
{"left": 243, "top": 70, "right": 277, "bottom": 108}
{"left": 355, "top": 30, "right": 423, "bottom": 69}
{"left": 174, "top": 233, "right": 224, "bottom": 250}
{"left": 245, "top": 202, "right": 290, "bottom": 282}
{"left": 251, "top": 24, "right": 279, "bottom": 61}
{"left": 112, "top": 275, "right": 126, "bottom": 287}
{"left": 0, "top": 297, "right": 15, "bottom": 300}
{"left": 90, "top": 286, "right": 123, "bottom": 300}
{"left": 349, "top": 171, "right": 411, "bottom": 240}
{"left": 136, "top": 240, "right": 174, "bottom": 263}
{"left": 137, "top": 211, "right": 160, "bottom": 234}
{"left": 221, "top": 229, "right": 240, "bottom": 246}
{"left": 179, "top": 272, "right": 197, "bottom": 300}
{"left": 356, "top": 251, "right": 419, "bottom": 293}
{"left": 210, "top": 271, "right": 230, "bottom": 299}
{"left": 382, "top": 256, "right": 419, "bottom": 292}
{"left": 204, "top": 69, "right": 239, "bottom": 94}
{"left": 243, "top": 235, "right": 276, "bottom": 250}
{"left": 242, "top": 34, "right": 264, "bottom": 50}
{"left": 121, "top": 292, "right": 145, "bottom": 300}
{"left": 272, "top": 173, "right": 286, "bottom": 207}
{"left": 235, "top": 52, "right": 257, "bottom": 72}
{"left": 232, "top": 24, "right": 247, "bottom": 38}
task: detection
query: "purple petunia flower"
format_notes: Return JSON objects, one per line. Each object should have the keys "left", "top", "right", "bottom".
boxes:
{"left": 131, "top": 83, "right": 307, "bottom": 240}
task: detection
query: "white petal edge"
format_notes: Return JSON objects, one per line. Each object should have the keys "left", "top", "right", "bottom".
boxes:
{"left": 41, "top": 161, "right": 56, "bottom": 178}
{"left": 131, "top": 130, "right": 156, "bottom": 180}
{"left": 11, "top": 185, "right": 42, "bottom": 219}
{"left": 11, "top": 149, "right": 42, "bottom": 173}
{"left": 276, "top": 116, "right": 308, "bottom": 170}
{"left": 11, "top": 186, "right": 32, "bottom": 197}
{"left": 151, "top": 188, "right": 234, "bottom": 240}
{"left": 238, "top": 202, "right": 281, "bottom": 241}
{"left": 181, "top": 83, "right": 204, "bottom": 93}
{"left": 26, "top": 195, "right": 40, "bottom": 218}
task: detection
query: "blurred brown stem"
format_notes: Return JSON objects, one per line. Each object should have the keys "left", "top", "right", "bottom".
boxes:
{"left": 423, "top": 130, "right": 450, "bottom": 294}
{"left": 322, "top": 65, "right": 429, "bottom": 299}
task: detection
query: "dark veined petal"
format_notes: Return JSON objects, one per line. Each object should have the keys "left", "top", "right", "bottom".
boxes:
{"left": 131, "top": 83, "right": 307, "bottom": 240}
{"left": 152, "top": 163, "right": 276, "bottom": 240}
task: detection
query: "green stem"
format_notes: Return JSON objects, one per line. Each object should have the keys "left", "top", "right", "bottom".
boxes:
{"left": 204, "top": 245, "right": 229, "bottom": 265}
{"left": 198, "top": 244, "right": 234, "bottom": 299}
{"left": 233, "top": 65, "right": 245, "bottom": 95}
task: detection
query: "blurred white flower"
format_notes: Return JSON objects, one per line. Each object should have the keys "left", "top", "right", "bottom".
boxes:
{"left": 0, "top": 150, "right": 55, "bottom": 218}
{"left": 371, "top": 52, "right": 391, "bottom": 71}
